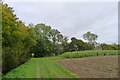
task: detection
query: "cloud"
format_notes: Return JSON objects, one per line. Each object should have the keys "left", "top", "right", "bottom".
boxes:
{"left": 6, "top": 2, "right": 118, "bottom": 44}
{"left": 4, "top": 0, "right": 119, "bottom": 2}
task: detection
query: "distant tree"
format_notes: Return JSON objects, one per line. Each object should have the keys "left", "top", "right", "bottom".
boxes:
{"left": 100, "top": 43, "right": 119, "bottom": 50}
{"left": 77, "top": 39, "right": 84, "bottom": 51}
{"left": 61, "top": 37, "right": 70, "bottom": 52}
{"left": 69, "top": 37, "right": 78, "bottom": 51}
{"left": 31, "top": 23, "right": 68, "bottom": 57}
{"left": 69, "top": 37, "right": 84, "bottom": 51}
{"left": 83, "top": 31, "right": 98, "bottom": 47}
{"left": 84, "top": 42, "right": 94, "bottom": 50}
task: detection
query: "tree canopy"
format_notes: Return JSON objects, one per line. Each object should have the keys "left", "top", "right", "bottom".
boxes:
{"left": 2, "top": 3, "right": 36, "bottom": 74}
{"left": 28, "top": 23, "right": 68, "bottom": 57}
{"left": 83, "top": 31, "right": 98, "bottom": 46}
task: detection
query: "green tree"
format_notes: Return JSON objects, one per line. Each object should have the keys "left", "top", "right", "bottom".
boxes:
{"left": 84, "top": 42, "right": 94, "bottom": 50}
{"left": 83, "top": 31, "right": 98, "bottom": 47}
{"left": 2, "top": 3, "right": 36, "bottom": 74}
{"left": 69, "top": 37, "right": 84, "bottom": 51}
{"left": 31, "top": 23, "right": 68, "bottom": 57}
{"left": 100, "top": 43, "right": 119, "bottom": 50}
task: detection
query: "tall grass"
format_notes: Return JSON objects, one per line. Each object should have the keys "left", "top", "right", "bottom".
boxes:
{"left": 59, "top": 50, "right": 119, "bottom": 59}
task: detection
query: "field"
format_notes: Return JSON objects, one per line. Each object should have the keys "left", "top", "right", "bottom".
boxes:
{"left": 57, "top": 56, "right": 118, "bottom": 78}
{"left": 3, "top": 58, "right": 77, "bottom": 79}
{"left": 59, "top": 50, "right": 119, "bottom": 58}
{"left": 2, "top": 50, "right": 119, "bottom": 79}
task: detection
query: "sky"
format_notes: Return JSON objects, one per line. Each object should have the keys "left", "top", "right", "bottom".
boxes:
{"left": 5, "top": 1, "right": 118, "bottom": 44}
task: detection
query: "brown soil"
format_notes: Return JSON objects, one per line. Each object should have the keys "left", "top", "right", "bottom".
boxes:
{"left": 57, "top": 56, "right": 118, "bottom": 78}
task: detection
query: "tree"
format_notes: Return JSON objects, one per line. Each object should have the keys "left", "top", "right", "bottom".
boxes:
{"left": 100, "top": 43, "right": 119, "bottom": 50}
{"left": 31, "top": 23, "right": 68, "bottom": 57}
{"left": 2, "top": 3, "right": 36, "bottom": 74}
{"left": 83, "top": 31, "right": 98, "bottom": 47}
{"left": 69, "top": 37, "right": 84, "bottom": 51}
{"left": 84, "top": 42, "right": 94, "bottom": 50}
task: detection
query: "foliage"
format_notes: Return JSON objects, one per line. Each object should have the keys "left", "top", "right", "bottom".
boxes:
{"left": 83, "top": 31, "right": 98, "bottom": 47}
{"left": 30, "top": 23, "right": 68, "bottom": 57}
{"left": 84, "top": 42, "right": 94, "bottom": 50}
{"left": 69, "top": 37, "right": 84, "bottom": 51}
{"left": 100, "top": 43, "right": 119, "bottom": 50}
{"left": 59, "top": 50, "right": 119, "bottom": 59}
{"left": 2, "top": 3, "right": 36, "bottom": 74}
{"left": 68, "top": 37, "right": 94, "bottom": 51}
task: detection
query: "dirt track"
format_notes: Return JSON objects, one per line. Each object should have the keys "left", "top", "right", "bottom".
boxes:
{"left": 57, "top": 56, "right": 118, "bottom": 78}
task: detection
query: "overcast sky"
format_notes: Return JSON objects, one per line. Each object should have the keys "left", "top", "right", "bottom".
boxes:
{"left": 6, "top": 1, "right": 118, "bottom": 44}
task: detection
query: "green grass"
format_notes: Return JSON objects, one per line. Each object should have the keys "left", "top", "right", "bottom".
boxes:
{"left": 3, "top": 50, "right": 118, "bottom": 79}
{"left": 59, "top": 50, "right": 119, "bottom": 59}
{"left": 3, "top": 57, "right": 78, "bottom": 79}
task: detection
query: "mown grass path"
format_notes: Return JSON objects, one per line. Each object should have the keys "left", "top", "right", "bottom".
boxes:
{"left": 3, "top": 57, "right": 78, "bottom": 78}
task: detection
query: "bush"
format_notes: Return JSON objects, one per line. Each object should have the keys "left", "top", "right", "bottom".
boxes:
{"left": 2, "top": 53, "right": 18, "bottom": 74}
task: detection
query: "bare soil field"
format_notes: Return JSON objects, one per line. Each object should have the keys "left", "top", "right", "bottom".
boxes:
{"left": 57, "top": 56, "right": 119, "bottom": 78}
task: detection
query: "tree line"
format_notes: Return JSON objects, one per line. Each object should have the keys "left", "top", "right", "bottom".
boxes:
{"left": 2, "top": 3, "right": 119, "bottom": 74}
